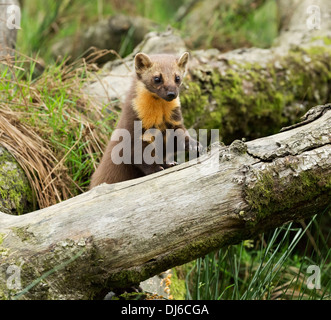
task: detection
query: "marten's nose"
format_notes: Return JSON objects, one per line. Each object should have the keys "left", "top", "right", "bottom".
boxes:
{"left": 167, "top": 92, "right": 176, "bottom": 100}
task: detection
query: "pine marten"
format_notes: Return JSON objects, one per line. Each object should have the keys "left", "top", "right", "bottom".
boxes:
{"left": 90, "top": 52, "right": 200, "bottom": 188}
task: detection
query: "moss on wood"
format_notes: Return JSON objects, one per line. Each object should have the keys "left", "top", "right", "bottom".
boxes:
{"left": 181, "top": 47, "right": 331, "bottom": 144}
{"left": 11, "top": 227, "right": 35, "bottom": 242}
{"left": 245, "top": 166, "right": 331, "bottom": 224}
{"left": 0, "top": 148, "right": 34, "bottom": 215}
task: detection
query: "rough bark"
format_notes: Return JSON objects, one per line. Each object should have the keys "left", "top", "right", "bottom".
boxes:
{"left": 0, "top": 104, "right": 330, "bottom": 300}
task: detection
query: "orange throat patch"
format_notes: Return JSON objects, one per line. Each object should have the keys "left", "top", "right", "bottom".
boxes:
{"left": 133, "top": 82, "right": 180, "bottom": 130}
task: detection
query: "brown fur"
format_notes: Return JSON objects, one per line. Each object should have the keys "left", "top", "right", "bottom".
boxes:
{"left": 90, "top": 52, "right": 198, "bottom": 188}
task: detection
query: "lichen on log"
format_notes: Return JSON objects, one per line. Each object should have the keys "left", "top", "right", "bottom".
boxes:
{"left": 0, "top": 147, "right": 33, "bottom": 215}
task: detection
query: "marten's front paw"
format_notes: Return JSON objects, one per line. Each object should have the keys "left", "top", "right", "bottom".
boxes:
{"left": 154, "top": 165, "right": 165, "bottom": 172}
{"left": 186, "top": 138, "right": 204, "bottom": 156}
{"left": 162, "top": 161, "right": 178, "bottom": 169}
{"left": 141, "top": 164, "right": 164, "bottom": 175}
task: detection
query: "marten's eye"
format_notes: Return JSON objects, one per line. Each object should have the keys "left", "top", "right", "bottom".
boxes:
{"left": 154, "top": 76, "right": 161, "bottom": 84}
{"left": 175, "top": 75, "right": 181, "bottom": 83}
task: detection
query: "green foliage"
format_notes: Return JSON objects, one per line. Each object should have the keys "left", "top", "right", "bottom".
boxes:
{"left": 17, "top": 0, "right": 185, "bottom": 63}
{"left": 181, "top": 0, "right": 278, "bottom": 51}
{"left": 17, "top": 0, "right": 114, "bottom": 62}
{"left": 17, "top": 0, "right": 277, "bottom": 64}
{"left": 136, "top": 0, "right": 183, "bottom": 25}
{"left": 239, "top": 0, "right": 278, "bottom": 48}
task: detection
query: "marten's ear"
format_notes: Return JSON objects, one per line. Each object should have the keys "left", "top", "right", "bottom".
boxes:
{"left": 135, "top": 53, "right": 152, "bottom": 74}
{"left": 177, "top": 52, "right": 189, "bottom": 70}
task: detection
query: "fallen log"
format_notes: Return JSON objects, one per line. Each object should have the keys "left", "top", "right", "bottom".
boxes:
{"left": 0, "top": 104, "right": 330, "bottom": 300}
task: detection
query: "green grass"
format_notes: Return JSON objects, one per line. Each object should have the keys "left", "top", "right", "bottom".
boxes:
{"left": 136, "top": 0, "right": 183, "bottom": 25}
{"left": 240, "top": 0, "right": 278, "bottom": 48}
{"left": 183, "top": 207, "right": 331, "bottom": 300}
{"left": 17, "top": 0, "right": 185, "bottom": 63}
{"left": 180, "top": 0, "right": 278, "bottom": 51}
{"left": 0, "top": 55, "right": 116, "bottom": 205}
{"left": 17, "top": 0, "right": 115, "bottom": 63}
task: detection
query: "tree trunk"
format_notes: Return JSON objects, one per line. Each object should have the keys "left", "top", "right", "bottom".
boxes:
{"left": 0, "top": 104, "right": 330, "bottom": 300}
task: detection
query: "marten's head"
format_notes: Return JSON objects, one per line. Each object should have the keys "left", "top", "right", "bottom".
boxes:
{"left": 134, "top": 52, "right": 189, "bottom": 102}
